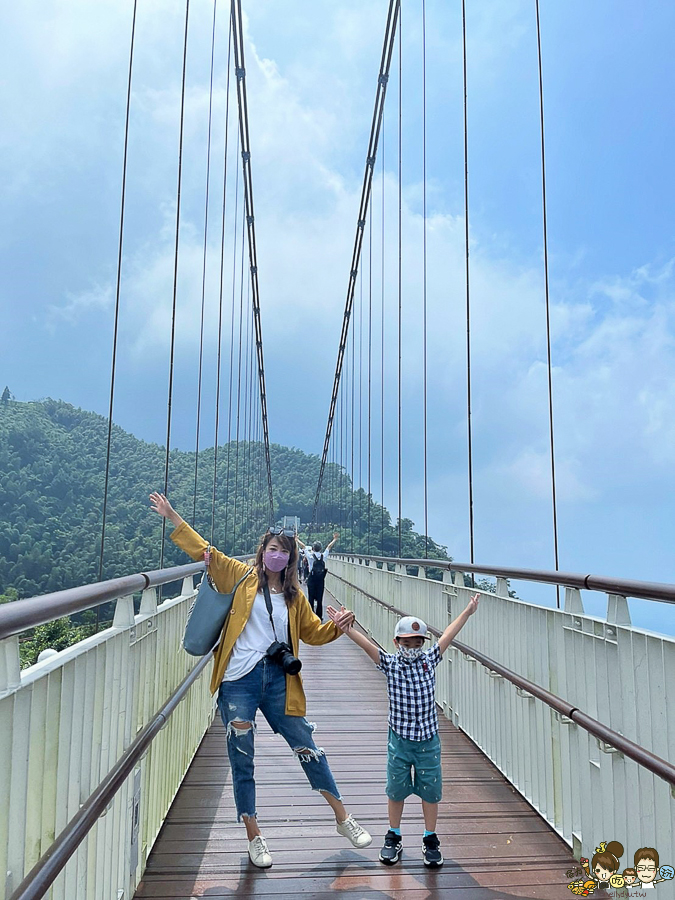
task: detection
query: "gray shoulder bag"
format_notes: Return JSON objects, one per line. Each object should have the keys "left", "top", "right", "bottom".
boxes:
{"left": 182, "top": 560, "right": 254, "bottom": 657}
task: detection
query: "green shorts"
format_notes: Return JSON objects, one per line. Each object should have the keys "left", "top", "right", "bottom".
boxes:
{"left": 386, "top": 728, "right": 442, "bottom": 803}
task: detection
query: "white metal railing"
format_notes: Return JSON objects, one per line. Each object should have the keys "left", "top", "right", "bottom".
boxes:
{"left": 0, "top": 577, "right": 212, "bottom": 900}
{"left": 327, "top": 557, "right": 675, "bottom": 864}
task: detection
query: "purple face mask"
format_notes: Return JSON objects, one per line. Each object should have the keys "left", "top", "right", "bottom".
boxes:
{"left": 264, "top": 550, "right": 290, "bottom": 572}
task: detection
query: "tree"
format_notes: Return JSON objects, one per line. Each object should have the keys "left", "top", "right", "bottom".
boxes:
{"left": 1, "top": 386, "right": 12, "bottom": 403}
{"left": 19, "top": 617, "right": 95, "bottom": 668}
{"left": 0, "top": 397, "right": 454, "bottom": 647}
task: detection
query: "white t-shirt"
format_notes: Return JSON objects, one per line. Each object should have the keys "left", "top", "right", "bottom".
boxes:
{"left": 304, "top": 547, "right": 330, "bottom": 572}
{"left": 222, "top": 590, "right": 289, "bottom": 682}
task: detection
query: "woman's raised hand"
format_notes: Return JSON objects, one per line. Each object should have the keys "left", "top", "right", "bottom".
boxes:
{"left": 326, "top": 605, "right": 354, "bottom": 632}
{"left": 149, "top": 492, "right": 182, "bottom": 526}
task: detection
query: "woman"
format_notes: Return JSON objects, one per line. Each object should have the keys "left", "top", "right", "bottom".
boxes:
{"left": 149, "top": 493, "right": 371, "bottom": 868}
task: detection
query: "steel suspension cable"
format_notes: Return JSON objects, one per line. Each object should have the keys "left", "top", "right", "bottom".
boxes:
{"left": 397, "top": 10, "right": 402, "bottom": 558}
{"left": 211, "top": 10, "right": 234, "bottom": 546}
{"left": 246, "top": 291, "right": 256, "bottom": 535}
{"left": 311, "top": 0, "right": 401, "bottom": 525}
{"left": 232, "top": 208, "right": 246, "bottom": 550}
{"left": 422, "top": 0, "right": 429, "bottom": 557}
{"left": 231, "top": 0, "right": 274, "bottom": 523}
{"left": 350, "top": 285, "right": 355, "bottom": 549}
{"left": 240, "top": 282, "right": 251, "bottom": 540}
{"left": 461, "top": 0, "right": 475, "bottom": 566}
{"left": 367, "top": 201, "right": 373, "bottom": 555}
{"left": 224, "top": 128, "right": 241, "bottom": 546}
{"left": 358, "top": 265, "right": 363, "bottom": 528}
{"left": 381, "top": 122, "right": 386, "bottom": 553}
{"left": 98, "top": 0, "right": 138, "bottom": 594}
{"left": 192, "top": 0, "right": 219, "bottom": 528}
{"left": 535, "top": 0, "right": 560, "bottom": 607}
{"left": 160, "top": 0, "right": 191, "bottom": 572}
{"left": 340, "top": 377, "right": 345, "bottom": 536}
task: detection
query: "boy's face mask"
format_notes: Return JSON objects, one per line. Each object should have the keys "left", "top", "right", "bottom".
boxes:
{"left": 397, "top": 644, "right": 424, "bottom": 661}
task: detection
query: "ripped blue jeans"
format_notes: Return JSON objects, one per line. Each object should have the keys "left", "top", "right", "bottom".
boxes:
{"left": 216, "top": 656, "right": 341, "bottom": 821}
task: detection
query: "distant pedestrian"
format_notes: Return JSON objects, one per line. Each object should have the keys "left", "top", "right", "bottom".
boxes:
{"left": 297, "top": 532, "right": 338, "bottom": 620}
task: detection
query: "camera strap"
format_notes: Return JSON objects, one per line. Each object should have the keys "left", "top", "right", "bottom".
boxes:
{"left": 262, "top": 582, "right": 295, "bottom": 651}
{"left": 262, "top": 582, "right": 281, "bottom": 643}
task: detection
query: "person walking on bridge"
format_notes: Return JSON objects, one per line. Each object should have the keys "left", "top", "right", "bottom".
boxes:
{"left": 149, "top": 493, "right": 371, "bottom": 868}
{"left": 297, "top": 532, "right": 338, "bottom": 620}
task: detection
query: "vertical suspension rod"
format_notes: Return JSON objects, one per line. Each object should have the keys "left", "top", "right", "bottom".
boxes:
{"left": 397, "top": 8, "right": 402, "bottom": 558}
{"left": 231, "top": 0, "right": 274, "bottom": 522}
{"left": 98, "top": 0, "right": 138, "bottom": 591}
{"left": 535, "top": 0, "right": 560, "bottom": 607}
{"left": 461, "top": 0, "right": 475, "bottom": 566}
{"left": 160, "top": 0, "right": 191, "bottom": 572}
{"left": 211, "top": 11, "right": 234, "bottom": 546}
{"left": 422, "top": 0, "right": 429, "bottom": 557}
{"left": 312, "top": 0, "right": 401, "bottom": 524}
{"left": 193, "top": 0, "right": 219, "bottom": 527}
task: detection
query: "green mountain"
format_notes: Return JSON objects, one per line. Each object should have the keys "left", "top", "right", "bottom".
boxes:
{"left": 0, "top": 397, "right": 448, "bottom": 601}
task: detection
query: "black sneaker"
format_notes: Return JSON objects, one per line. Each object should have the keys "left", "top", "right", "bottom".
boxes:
{"left": 379, "top": 829, "right": 402, "bottom": 865}
{"left": 422, "top": 833, "right": 443, "bottom": 867}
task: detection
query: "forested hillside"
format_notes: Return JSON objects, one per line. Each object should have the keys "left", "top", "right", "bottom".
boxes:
{"left": 0, "top": 398, "right": 448, "bottom": 600}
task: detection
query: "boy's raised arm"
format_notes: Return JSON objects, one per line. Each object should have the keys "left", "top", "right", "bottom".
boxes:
{"left": 438, "top": 593, "right": 479, "bottom": 654}
{"left": 326, "top": 605, "right": 381, "bottom": 664}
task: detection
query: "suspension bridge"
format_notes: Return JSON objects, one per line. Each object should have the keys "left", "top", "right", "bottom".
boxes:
{"left": 1, "top": 1, "right": 673, "bottom": 899}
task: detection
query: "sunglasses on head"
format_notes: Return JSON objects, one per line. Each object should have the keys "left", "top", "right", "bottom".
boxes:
{"left": 268, "top": 526, "right": 296, "bottom": 537}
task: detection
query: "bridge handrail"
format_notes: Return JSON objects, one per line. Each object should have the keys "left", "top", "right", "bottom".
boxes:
{"left": 8, "top": 653, "right": 211, "bottom": 900}
{"left": 334, "top": 553, "right": 675, "bottom": 604}
{"left": 331, "top": 570, "right": 675, "bottom": 789}
{"left": 0, "top": 562, "right": 206, "bottom": 641}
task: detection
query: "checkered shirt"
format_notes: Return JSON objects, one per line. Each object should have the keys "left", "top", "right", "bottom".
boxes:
{"left": 377, "top": 643, "right": 442, "bottom": 741}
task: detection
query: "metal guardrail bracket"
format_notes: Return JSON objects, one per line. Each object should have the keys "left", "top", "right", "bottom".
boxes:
{"left": 597, "top": 739, "right": 623, "bottom": 756}
{"left": 516, "top": 687, "right": 535, "bottom": 699}
{"left": 462, "top": 652, "right": 477, "bottom": 663}
{"left": 553, "top": 711, "right": 575, "bottom": 725}
{"left": 130, "top": 617, "right": 157, "bottom": 646}
{"left": 488, "top": 670, "right": 503, "bottom": 679}
{"left": 572, "top": 833, "right": 583, "bottom": 859}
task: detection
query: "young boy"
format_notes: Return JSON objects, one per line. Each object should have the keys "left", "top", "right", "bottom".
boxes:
{"left": 327, "top": 593, "right": 479, "bottom": 867}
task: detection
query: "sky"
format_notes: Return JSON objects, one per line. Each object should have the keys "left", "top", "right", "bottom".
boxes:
{"left": 1, "top": 0, "right": 674, "bottom": 634}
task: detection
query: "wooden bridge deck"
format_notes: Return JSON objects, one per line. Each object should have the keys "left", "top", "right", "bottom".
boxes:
{"left": 135, "top": 605, "right": 598, "bottom": 900}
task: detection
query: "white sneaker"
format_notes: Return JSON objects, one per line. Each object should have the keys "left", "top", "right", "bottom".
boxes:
{"left": 336, "top": 814, "right": 372, "bottom": 848}
{"left": 248, "top": 834, "right": 272, "bottom": 868}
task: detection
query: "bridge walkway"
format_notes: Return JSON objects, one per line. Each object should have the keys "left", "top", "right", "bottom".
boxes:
{"left": 134, "top": 593, "right": 601, "bottom": 900}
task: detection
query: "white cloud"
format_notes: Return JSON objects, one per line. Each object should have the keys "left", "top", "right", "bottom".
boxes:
{"left": 3, "top": 0, "right": 675, "bottom": 610}
{"left": 49, "top": 283, "right": 113, "bottom": 324}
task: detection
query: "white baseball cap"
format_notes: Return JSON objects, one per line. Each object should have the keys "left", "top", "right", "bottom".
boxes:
{"left": 394, "top": 616, "right": 430, "bottom": 640}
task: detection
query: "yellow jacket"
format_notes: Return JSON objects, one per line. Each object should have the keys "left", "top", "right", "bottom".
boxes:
{"left": 170, "top": 521, "right": 341, "bottom": 714}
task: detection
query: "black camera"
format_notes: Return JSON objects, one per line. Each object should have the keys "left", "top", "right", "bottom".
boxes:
{"left": 267, "top": 640, "right": 302, "bottom": 675}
